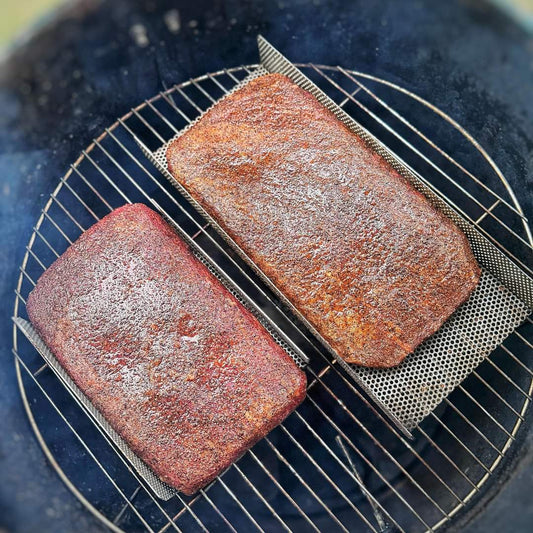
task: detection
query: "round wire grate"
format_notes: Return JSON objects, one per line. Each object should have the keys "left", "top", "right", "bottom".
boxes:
{"left": 12, "top": 64, "right": 533, "bottom": 533}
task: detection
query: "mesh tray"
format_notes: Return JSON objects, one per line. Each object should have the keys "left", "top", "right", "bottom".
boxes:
{"left": 139, "top": 36, "right": 532, "bottom": 437}
{"left": 13, "top": 201, "right": 308, "bottom": 500}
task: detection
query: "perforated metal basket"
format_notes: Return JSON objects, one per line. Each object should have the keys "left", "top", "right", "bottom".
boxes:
{"left": 140, "top": 37, "right": 532, "bottom": 436}
{"left": 13, "top": 196, "right": 308, "bottom": 500}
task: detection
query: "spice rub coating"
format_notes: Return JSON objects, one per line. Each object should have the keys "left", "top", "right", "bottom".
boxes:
{"left": 27, "top": 203, "right": 306, "bottom": 494}
{"left": 167, "top": 73, "right": 480, "bottom": 367}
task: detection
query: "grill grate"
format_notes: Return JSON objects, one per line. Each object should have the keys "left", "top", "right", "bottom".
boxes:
{"left": 12, "top": 43, "right": 533, "bottom": 533}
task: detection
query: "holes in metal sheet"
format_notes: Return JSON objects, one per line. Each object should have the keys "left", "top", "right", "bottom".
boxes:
{"left": 354, "top": 271, "right": 529, "bottom": 427}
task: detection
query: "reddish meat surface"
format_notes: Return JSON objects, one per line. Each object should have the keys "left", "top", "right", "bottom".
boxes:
{"left": 166, "top": 73, "right": 481, "bottom": 368}
{"left": 27, "top": 203, "right": 306, "bottom": 494}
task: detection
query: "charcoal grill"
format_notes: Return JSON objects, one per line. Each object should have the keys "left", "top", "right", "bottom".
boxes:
{"left": 12, "top": 37, "right": 533, "bottom": 532}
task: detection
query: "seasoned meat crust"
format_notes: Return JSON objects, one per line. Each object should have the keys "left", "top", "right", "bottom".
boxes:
{"left": 27, "top": 203, "right": 307, "bottom": 494}
{"left": 166, "top": 73, "right": 481, "bottom": 367}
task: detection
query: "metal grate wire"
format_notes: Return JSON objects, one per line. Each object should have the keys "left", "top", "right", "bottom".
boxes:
{"left": 12, "top": 54, "right": 533, "bottom": 532}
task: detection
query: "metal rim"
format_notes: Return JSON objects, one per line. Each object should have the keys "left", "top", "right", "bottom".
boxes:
{"left": 13, "top": 63, "right": 533, "bottom": 533}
